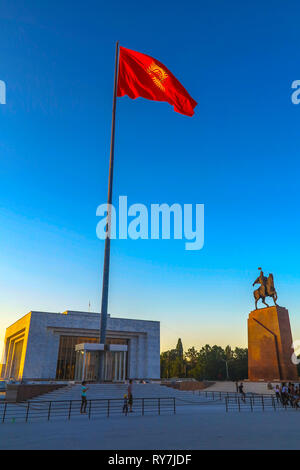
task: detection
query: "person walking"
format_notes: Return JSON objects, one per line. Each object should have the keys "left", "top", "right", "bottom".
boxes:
{"left": 238, "top": 382, "right": 246, "bottom": 403}
{"left": 122, "top": 394, "right": 128, "bottom": 415}
{"left": 294, "top": 386, "right": 300, "bottom": 408}
{"left": 128, "top": 379, "right": 133, "bottom": 412}
{"left": 281, "top": 382, "right": 288, "bottom": 406}
{"left": 275, "top": 385, "right": 281, "bottom": 403}
{"left": 80, "top": 381, "right": 88, "bottom": 414}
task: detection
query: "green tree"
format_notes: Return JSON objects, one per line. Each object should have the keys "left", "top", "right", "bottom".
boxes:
{"left": 226, "top": 348, "right": 248, "bottom": 380}
{"left": 160, "top": 342, "right": 248, "bottom": 381}
{"left": 185, "top": 347, "right": 199, "bottom": 376}
{"left": 176, "top": 338, "right": 184, "bottom": 360}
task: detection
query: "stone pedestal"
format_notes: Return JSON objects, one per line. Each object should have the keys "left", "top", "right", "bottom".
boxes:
{"left": 248, "top": 306, "right": 298, "bottom": 381}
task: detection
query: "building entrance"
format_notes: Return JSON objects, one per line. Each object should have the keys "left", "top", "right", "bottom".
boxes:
{"left": 74, "top": 343, "right": 127, "bottom": 382}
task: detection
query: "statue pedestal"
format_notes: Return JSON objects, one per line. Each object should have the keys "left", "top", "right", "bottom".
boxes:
{"left": 248, "top": 306, "right": 298, "bottom": 381}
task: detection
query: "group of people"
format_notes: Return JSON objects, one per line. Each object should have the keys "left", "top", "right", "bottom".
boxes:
{"left": 80, "top": 379, "right": 134, "bottom": 415}
{"left": 233, "top": 381, "right": 300, "bottom": 408}
{"left": 274, "top": 383, "right": 300, "bottom": 408}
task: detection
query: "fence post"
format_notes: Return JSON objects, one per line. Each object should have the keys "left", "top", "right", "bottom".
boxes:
{"left": 238, "top": 397, "right": 240, "bottom": 412}
{"left": 68, "top": 401, "right": 72, "bottom": 420}
{"left": 158, "top": 398, "right": 160, "bottom": 415}
{"left": 26, "top": 402, "right": 30, "bottom": 423}
{"left": 272, "top": 396, "right": 276, "bottom": 411}
{"left": 262, "top": 396, "right": 264, "bottom": 412}
{"left": 107, "top": 399, "right": 110, "bottom": 418}
{"left": 142, "top": 398, "right": 144, "bottom": 416}
{"left": 2, "top": 402, "right": 7, "bottom": 423}
{"left": 212, "top": 392, "right": 214, "bottom": 400}
{"left": 250, "top": 397, "right": 253, "bottom": 412}
{"left": 225, "top": 397, "right": 228, "bottom": 412}
{"left": 48, "top": 401, "right": 52, "bottom": 421}
{"left": 89, "top": 400, "right": 92, "bottom": 419}
{"left": 173, "top": 398, "right": 176, "bottom": 414}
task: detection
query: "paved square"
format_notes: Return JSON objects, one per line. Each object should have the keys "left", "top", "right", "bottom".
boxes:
{"left": 1, "top": 405, "right": 300, "bottom": 450}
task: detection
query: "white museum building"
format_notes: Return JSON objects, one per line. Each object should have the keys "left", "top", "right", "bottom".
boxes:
{"left": 0, "top": 310, "right": 160, "bottom": 382}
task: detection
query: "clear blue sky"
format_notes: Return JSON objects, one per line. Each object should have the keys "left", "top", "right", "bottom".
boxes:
{"left": 1, "top": 0, "right": 300, "bottom": 352}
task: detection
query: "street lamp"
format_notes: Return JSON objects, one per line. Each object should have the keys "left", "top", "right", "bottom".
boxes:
{"left": 221, "top": 358, "right": 230, "bottom": 381}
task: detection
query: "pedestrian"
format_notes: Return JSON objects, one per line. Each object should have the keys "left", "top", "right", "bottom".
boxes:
{"left": 80, "top": 381, "right": 88, "bottom": 414}
{"left": 123, "top": 394, "right": 128, "bottom": 415}
{"left": 128, "top": 379, "right": 133, "bottom": 412}
{"left": 294, "top": 386, "right": 300, "bottom": 408}
{"left": 238, "top": 382, "right": 246, "bottom": 403}
{"left": 275, "top": 385, "right": 281, "bottom": 403}
{"left": 281, "top": 382, "right": 288, "bottom": 406}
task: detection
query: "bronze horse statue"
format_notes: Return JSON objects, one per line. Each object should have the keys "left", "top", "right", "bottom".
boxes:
{"left": 253, "top": 269, "right": 278, "bottom": 309}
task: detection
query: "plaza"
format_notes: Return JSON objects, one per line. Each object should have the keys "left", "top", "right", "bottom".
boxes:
{"left": 1, "top": 399, "right": 300, "bottom": 450}
{"left": 1, "top": 0, "right": 300, "bottom": 455}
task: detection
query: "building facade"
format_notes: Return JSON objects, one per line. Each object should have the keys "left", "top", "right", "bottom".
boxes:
{"left": 0, "top": 310, "right": 160, "bottom": 381}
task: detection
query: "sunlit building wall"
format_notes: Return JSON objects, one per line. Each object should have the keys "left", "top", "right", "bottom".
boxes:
{"left": 0, "top": 310, "right": 160, "bottom": 381}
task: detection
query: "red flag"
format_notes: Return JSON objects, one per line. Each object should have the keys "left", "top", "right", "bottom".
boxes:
{"left": 117, "top": 47, "right": 197, "bottom": 117}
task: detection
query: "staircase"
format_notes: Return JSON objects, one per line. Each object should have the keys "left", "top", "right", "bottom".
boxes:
{"left": 204, "top": 381, "right": 277, "bottom": 395}
{"left": 30, "top": 382, "right": 216, "bottom": 404}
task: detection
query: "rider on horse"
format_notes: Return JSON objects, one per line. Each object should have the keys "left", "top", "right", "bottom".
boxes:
{"left": 253, "top": 268, "right": 267, "bottom": 295}
{"left": 252, "top": 268, "right": 278, "bottom": 309}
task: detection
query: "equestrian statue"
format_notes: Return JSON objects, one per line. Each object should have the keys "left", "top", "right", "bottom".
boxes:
{"left": 252, "top": 267, "right": 278, "bottom": 309}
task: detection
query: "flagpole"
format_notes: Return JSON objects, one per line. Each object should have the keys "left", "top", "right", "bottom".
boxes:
{"left": 99, "top": 41, "right": 120, "bottom": 380}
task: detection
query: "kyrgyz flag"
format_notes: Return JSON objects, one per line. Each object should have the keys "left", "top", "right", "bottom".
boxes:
{"left": 117, "top": 47, "right": 197, "bottom": 117}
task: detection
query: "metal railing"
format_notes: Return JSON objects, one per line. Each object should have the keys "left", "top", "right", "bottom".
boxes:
{"left": 225, "top": 394, "right": 300, "bottom": 412}
{"left": 193, "top": 389, "right": 300, "bottom": 412}
{"left": 194, "top": 390, "right": 258, "bottom": 400}
{"left": 0, "top": 397, "right": 176, "bottom": 423}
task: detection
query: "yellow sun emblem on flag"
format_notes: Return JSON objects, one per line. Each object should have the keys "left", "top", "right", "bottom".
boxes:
{"left": 146, "top": 62, "right": 168, "bottom": 92}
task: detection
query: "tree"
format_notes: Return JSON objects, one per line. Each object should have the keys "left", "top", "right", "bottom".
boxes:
{"left": 160, "top": 342, "right": 248, "bottom": 381}
{"left": 160, "top": 349, "right": 178, "bottom": 378}
{"left": 185, "top": 347, "right": 199, "bottom": 376}
{"left": 226, "top": 348, "right": 248, "bottom": 381}
{"left": 176, "top": 338, "right": 184, "bottom": 360}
